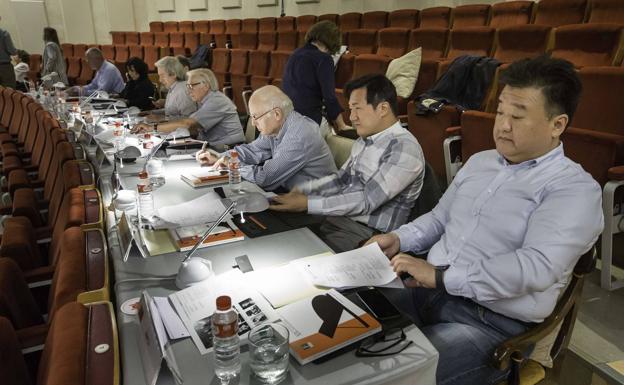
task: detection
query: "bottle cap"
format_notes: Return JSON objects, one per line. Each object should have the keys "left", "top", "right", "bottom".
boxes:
{"left": 138, "top": 170, "right": 148, "bottom": 179}
{"left": 216, "top": 295, "right": 231, "bottom": 310}
{"left": 230, "top": 150, "right": 238, "bottom": 158}
{"left": 144, "top": 133, "right": 151, "bottom": 139}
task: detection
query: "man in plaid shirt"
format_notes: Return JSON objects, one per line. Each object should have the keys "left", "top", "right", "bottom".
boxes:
{"left": 270, "top": 74, "right": 425, "bottom": 252}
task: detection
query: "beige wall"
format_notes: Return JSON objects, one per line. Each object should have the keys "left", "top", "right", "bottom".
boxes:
{"left": 0, "top": 0, "right": 504, "bottom": 52}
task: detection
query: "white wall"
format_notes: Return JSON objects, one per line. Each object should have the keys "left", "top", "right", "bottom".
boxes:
{"left": 0, "top": 0, "right": 506, "bottom": 53}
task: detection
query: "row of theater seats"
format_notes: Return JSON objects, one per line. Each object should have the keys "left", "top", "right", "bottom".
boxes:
{"left": 139, "top": 0, "right": 624, "bottom": 36}
{"left": 0, "top": 87, "right": 118, "bottom": 385}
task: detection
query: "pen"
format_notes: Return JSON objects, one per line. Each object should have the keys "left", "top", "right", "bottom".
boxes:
{"left": 201, "top": 141, "right": 208, "bottom": 153}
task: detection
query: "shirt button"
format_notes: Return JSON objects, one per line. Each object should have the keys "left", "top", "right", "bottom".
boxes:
{"left": 487, "top": 189, "right": 492, "bottom": 194}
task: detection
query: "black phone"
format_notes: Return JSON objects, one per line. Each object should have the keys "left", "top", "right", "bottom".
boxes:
{"left": 356, "top": 288, "right": 401, "bottom": 321}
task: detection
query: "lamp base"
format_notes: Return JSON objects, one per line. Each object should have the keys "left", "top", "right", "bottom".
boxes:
{"left": 175, "top": 257, "right": 214, "bottom": 289}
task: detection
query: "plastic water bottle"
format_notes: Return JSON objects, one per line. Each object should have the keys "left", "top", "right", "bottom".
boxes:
{"left": 212, "top": 295, "right": 241, "bottom": 384}
{"left": 228, "top": 150, "right": 242, "bottom": 193}
{"left": 136, "top": 170, "right": 154, "bottom": 221}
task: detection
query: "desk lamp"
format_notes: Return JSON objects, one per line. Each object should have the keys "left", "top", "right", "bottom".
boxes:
{"left": 175, "top": 192, "right": 269, "bottom": 289}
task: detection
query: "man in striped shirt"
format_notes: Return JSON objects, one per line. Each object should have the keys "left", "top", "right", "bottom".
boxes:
{"left": 270, "top": 74, "right": 425, "bottom": 252}
{"left": 196, "top": 85, "right": 337, "bottom": 191}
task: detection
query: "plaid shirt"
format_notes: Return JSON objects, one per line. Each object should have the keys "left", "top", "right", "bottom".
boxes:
{"left": 298, "top": 121, "right": 424, "bottom": 232}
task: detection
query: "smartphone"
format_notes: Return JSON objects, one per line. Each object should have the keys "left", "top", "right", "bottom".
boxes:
{"left": 356, "top": 288, "right": 401, "bottom": 321}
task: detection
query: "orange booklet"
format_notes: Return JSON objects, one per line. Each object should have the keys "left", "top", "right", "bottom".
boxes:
{"left": 180, "top": 169, "right": 229, "bottom": 188}
{"left": 169, "top": 219, "right": 244, "bottom": 251}
{"left": 277, "top": 289, "right": 381, "bottom": 365}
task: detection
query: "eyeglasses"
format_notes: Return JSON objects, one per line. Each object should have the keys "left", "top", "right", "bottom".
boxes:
{"left": 250, "top": 107, "right": 277, "bottom": 122}
{"left": 355, "top": 328, "right": 413, "bottom": 357}
{"left": 186, "top": 82, "right": 204, "bottom": 90}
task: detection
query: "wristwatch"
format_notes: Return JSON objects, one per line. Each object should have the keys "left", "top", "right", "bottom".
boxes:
{"left": 435, "top": 265, "right": 450, "bottom": 291}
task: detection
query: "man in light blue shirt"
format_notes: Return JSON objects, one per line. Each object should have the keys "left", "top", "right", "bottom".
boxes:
{"left": 197, "top": 85, "right": 337, "bottom": 191}
{"left": 67, "top": 48, "right": 124, "bottom": 95}
{"left": 368, "top": 56, "right": 604, "bottom": 385}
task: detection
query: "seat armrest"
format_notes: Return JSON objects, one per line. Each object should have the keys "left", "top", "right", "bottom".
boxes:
{"left": 446, "top": 125, "right": 461, "bottom": 135}
{"left": 35, "top": 226, "right": 53, "bottom": 241}
{"left": 608, "top": 166, "right": 624, "bottom": 181}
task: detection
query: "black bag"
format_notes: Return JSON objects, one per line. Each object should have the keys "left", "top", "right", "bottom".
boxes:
{"left": 189, "top": 45, "right": 211, "bottom": 69}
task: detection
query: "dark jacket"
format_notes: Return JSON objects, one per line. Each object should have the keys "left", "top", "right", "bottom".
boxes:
{"left": 120, "top": 77, "right": 156, "bottom": 110}
{"left": 417, "top": 55, "right": 500, "bottom": 114}
{"left": 282, "top": 43, "right": 343, "bottom": 125}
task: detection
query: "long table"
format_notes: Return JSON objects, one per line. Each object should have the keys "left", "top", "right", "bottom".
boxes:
{"left": 91, "top": 140, "right": 439, "bottom": 385}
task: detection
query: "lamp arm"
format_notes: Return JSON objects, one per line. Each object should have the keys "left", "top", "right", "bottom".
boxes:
{"left": 182, "top": 200, "right": 236, "bottom": 262}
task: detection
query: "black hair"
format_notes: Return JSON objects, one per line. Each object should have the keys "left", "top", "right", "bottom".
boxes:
{"left": 43, "top": 27, "right": 60, "bottom": 46}
{"left": 344, "top": 74, "right": 398, "bottom": 117}
{"left": 500, "top": 54, "right": 582, "bottom": 125}
{"left": 177, "top": 55, "right": 191, "bottom": 70}
{"left": 126, "top": 57, "right": 149, "bottom": 80}
{"left": 16, "top": 49, "right": 30, "bottom": 64}
{"left": 305, "top": 20, "right": 341, "bottom": 55}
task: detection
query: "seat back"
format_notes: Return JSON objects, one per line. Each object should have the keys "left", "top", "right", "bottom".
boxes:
{"left": 277, "top": 16, "right": 295, "bottom": 32}
{"left": 139, "top": 32, "right": 154, "bottom": 46}
{"left": 551, "top": 23, "right": 624, "bottom": 68}
{"left": 573, "top": 66, "right": 624, "bottom": 134}
{"left": 494, "top": 25, "right": 552, "bottom": 63}
{"left": 446, "top": 27, "right": 496, "bottom": 61}
{"left": 149, "top": 21, "right": 163, "bottom": 32}
{"left": 38, "top": 301, "right": 119, "bottom": 385}
{"left": 229, "top": 49, "right": 249, "bottom": 76}
{"left": 361, "top": 11, "right": 388, "bottom": 29}
{"left": 347, "top": 30, "right": 378, "bottom": 55}
{"left": 239, "top": 32, "right": 258, "bottom": 50}
{"left": 587, "top": 0, "right": 624, "bottom": 23}
{"left": 114, "top": 45, "right": 129, "bottom": 65}
{"left": 352, "top": 54, "right": 392, "bottom": 79}
{"left": 318, "top": 13, "right": 339, "bottom": 25}
{"left": 0, "top": 316, "right": 32, "bottom": 385}
{"left": 154, "top": 32, "right": 169, "bottom": 47}
{"left": 296, "top": 15, "right": 317, "bottom": 33}
{"left": 242, "top": 18, "right": 259, "bottom": 33}
{"left": 419, "top": 6, "right": 452, "bottom": 28}
{"left": 534, "top": 0, "right": 588, "bottom": 27}
{"left": 184, "top": 32, "right": 200, "bottom": 52}
{"left": 129, "top": 45, "right": 144, "bottom": 62}
{"left": 259, "top": 17, "right": 276, "bottom": 32}
{"left": 409, "top": 28, "right": 449, "bottom": 60}
{"left": 124, "top": 32, "right": 139, "bottom": 46}
{"left": 194, "top": 20, "right": 210, "bottom": 33}
{"left": 76, "top": 58, "right": 95, "bottom": 85}
{"left": 452, "top": 4, "right": 491, "bottom": 28}
{"left": 178, "top": 20, "right": 193, "bottom": 32}
{"left": 163, "top": 21, "right": 178, "bottom": 32}
{"left": 169, "top": 32, "right": 184, "bottom": 48}
{"left": 408, "top": 162, "right": 442, "bottom": 221}
{"left": 489, "top": 1, "right": 535, "bottom": 27}
{"left": 61, "top": 43, "right": 73, "bottom": 59}
{"left": 339, "top": 12, "right": 361, "bottom": 32}
{"left": 389, "top": 9, "right": 419, "bottom": 29}
{"left": 258, "top": 31, "right": 277, "bottom": 51}
{"left": 209, "top": 19, "right": 226, "bottom": 35}
{"left": 110, "top": 31, "right": 125, "bottom": 45}
{"left": 277, "top": 31, "right": 298, "bottom": 51}
{"left": 144, "top": 46, "right": 160, "bottom": 72}
{"left": 377, "top": 28, "right": 410, "bottom": 58}
{"left": 325, "top": 132, "right": 355, "bottom": 169}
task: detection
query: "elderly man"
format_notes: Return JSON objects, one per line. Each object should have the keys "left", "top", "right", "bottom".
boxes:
{"left": 196, "top": 85, "right": 337, "bottom": 191}
{"left": 147, "top": 56, "right": 196, "bottom": 120}
{"left": 270, "top": 74, "right": 424, "bottom": 252}
{"left": 367, "top": 56, "right": 604, "bottom": 385}
{"left": 134, "top": 68, "right": 244, "bottom": 146}
{"left": 67, "top": 48, "right": 124, "bottom": 95}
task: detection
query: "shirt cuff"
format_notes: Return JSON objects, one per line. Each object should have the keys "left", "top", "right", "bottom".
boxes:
{"left": 443, "top": 263, "right": 470, "bottom": 298}
{"left": 307, "top": 196, "right": 324, "bottom": 214}
{"left": 393, "top": 226, "right": 417, "bottom": 253}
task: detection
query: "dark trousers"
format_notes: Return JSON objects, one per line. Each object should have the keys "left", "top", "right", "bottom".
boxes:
{"left": 382, "top": 287, "right": 533, "bottom": 385}
{"left": 0, "top": 63, "right": 16, "bottom": 89}
{"left": 314, "top": 216, "right": 377, "bottom": 253}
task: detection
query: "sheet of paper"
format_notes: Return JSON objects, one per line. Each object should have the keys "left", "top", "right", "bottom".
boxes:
{"left": 168, "top": 269, "right": 279, "bottom": 355}
{"left": 298, "top": 243, "right": 397, "bottom": 288}
{"left": 156, "top": 191, "right": 227, "bottom": 227}
{"left": 153, "top": 296, "right": 190, "bottom": 340}
{"left": 247, "top": 252, "right": 333, "bottom": 308}
{"left": 168, "top": 153, "right": 195, "bottom": 161}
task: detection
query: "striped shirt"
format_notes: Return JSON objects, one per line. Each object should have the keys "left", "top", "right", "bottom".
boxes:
{"left": 83, "top": 60, "right": 125, "bottom": 95}
{"left": 298, "top": 121, "right": 425, "bottom": 233}
{"left": 234, "top": 111, "right": 337, "bottom": 191}
{"left": 164, "top": 80, "right": 197, "bottom": 118}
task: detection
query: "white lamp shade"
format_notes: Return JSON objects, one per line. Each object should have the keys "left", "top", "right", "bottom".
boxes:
{"left": 175, "top": 257, "right": 214, "bottom": 289}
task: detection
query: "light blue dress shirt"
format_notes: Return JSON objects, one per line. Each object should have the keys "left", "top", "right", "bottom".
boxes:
{"left": 83, "top": 60, "right": 125, "bottom": 95}
{"left": 394, "top": 144, "right": 603, "bottom": 323}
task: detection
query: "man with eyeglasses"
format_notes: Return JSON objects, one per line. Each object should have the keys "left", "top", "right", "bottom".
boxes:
{"left": 269, "top": 74, "right": 425, "bottom": 252}
{"left": 196, "top": 85, "right": 337, "bottom": 192}
{"left": 134, "top": 68, "right": 244, "bottom": 146}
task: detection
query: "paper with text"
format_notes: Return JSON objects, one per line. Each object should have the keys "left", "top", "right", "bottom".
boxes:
{"left": 156, "top": 191, "right": 227, "bottom": 227}
{"left": 298, "top": 243, "right": 397, "bottom": 288}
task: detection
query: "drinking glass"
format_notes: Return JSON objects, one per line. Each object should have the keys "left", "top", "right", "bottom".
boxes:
{"left": 248, "top": 323, "right": 290, "bottom": 384}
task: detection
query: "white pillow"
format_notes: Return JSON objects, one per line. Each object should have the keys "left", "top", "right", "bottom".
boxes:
{"left": 385, "top": 47, "right": 422, "bottom": 99}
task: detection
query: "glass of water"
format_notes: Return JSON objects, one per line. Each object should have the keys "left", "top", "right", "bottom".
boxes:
{"left": 248, "top": 323, "right": 290, "bottom": 384}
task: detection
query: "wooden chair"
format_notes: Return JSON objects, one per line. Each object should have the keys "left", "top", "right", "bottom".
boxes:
{"left": 493, "top": 246, "right": 597, "bottom": 385}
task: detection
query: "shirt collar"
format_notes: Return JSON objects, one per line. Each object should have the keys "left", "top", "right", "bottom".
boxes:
{"left": 364, "top": 120, "right": 403, "bottom": 144}
{"left": 498, "top": 142, "right": 564, "bottom": 169}
{"left": 200, "top": 90, "right": 212, "bottom": 105}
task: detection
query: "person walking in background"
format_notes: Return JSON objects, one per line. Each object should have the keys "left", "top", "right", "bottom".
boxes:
{"left": 281, "top": 21, "right": 348, "bottom": 133}
{"left": 0, "top": 16, "right": 17, "bottom": 88}
{"left": 42, "top": 27, "right": 68, "bottom": 84}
